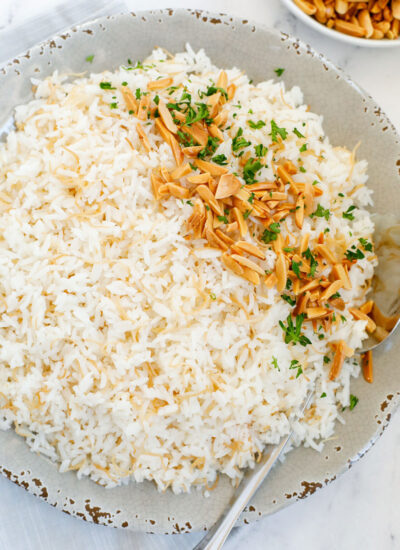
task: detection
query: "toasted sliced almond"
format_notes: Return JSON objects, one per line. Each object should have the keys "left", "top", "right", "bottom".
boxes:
{"left": 120, "top": 87, "right": 138, "bottom": 114}
{"left": 299, "top": 233, "right": 310, "bottom": 255}
{"left": 136, "top": 123, "right": 152, "bottom": 152}
{"left": 331, "top": 263, "right": 352, "bottom": 290}
{"left": 151, "top": 173, "right": 164, "bottom": 200}
{"left": 306, "top": 307, "right": 331, "bottom": 320}
{"left": 187, "top": 199, "right": 206, "bottom": 238}
{"left": 167, "top": 182, "right": 190, "bottom": 199}
{"left": 225, "top": 221, "right": 238, "bottom": 233}
{"left": 155, "top": 118, "right": 172, "bottom": 143}
{"left": 170, "top": 163, "right": 192, "bottom": 180}
{"left": 160, "top": 166, "right": 172, "bottom": 182}
{"left": 207, "top": 92, "right": 221, "bottom": 118}
{"left": 234, "top": 241, "right": 266, "bottom": 260}
{"left": 315, "top": 244, "right": 337, "bottom": 264}
{"left": 205, "top": 226, "right": 228, "bottom": 251}
{"left": 158, "top": 100, "right": 178, "bottom": 133}
{"left": 330, "top": 297, "right": 345, "bottom": 310}
{"left": 147, "top": 77, "right": 173, "bottom": 91}
{"left": 217, "top": 70, "right": 228, "bottom": 91}
{"left": 215, "top": 229, "right": 234, "bottom": 246}
{"left": 298, "top": 278, "right": 321, "bottom": 294}
{"left": 265, "top": 272, "right": 278, "bottom": 288}
{"left": 196, "top": 185, "right": 223, "bottom": 216}
{"left": 182, "top": 145, "right": 204, "bottom": 157}
{"left": 329, "top": 341, "right": 346, "bottom": 381}
{"left": 359, "top": 300, "right": 374, "bottom": 315}
{"left": 208, "top": 124, "right": 224, "bottom": 141}
{"left": 295, "top": 195, "right": 305, "bottom": 229}
{"left": 371, "top": 302, "right": 399, "bottom": 330}
{"left": 276, "top": 165, "right": 299, "bottom": 194}
{"left": 261, "top": 192, "right": 288, "bottom": 201}
{"left": 293, "top": 292, "right": 310, "bottom": 316}
{"left": 362, "top": 351, "right": 373, "bottom": 383}
{"left": 227, "top": 83, "right": 236, "bottom": 101}
{"left": 230, "top": 254, "right": 265, "bottom": 275}
{"left": 215, "top": 173, "right": 241, "bottom": 199}
{"left": 247, "top": 182, "right": 277, "bottom": 192}
{"left": 213, "top": 110, "right": 228, "bottom": 128}
{"left": 241, "top": 266, "right": 260, "bottom": 285}
{"left": 221, "top": 253, "right": 244, "bottom": 276}
{"left": 232, "top": 207, "right": 247, "bottom": 237}
{"left": 187, "top": 172, "right": 211, "bottom": 184}
{"left": 349, "top": 308, "right": 377, "bottom": 333}
{"left": 276, "top": 252, "right": 288, "bottom": 292}
{"left": 358, "top": 9, "right": 374, "bottom": 37}
{"left": 320, "top": 280, "right": 344, "bottom": 302}
{"left": 195, "top": 158, "right": 229, "bottom": 176}
{"left": 182, "top": 123, "right": 209, "bottom": 147}
{"left": 136, "top": 94, "right": 150, "bottom": 121}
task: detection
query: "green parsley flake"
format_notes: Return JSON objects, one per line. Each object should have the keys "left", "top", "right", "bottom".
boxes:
{"left": 279, "top": 314, "right": 311, "bottom": 346}
{"left": 345, "top": 247, "right": 365, "bottom": 261}
{"left": 217, "top": 215, "right": 229, "bottom": 224}
{"left": 342, "top": 205, "right": 357, "bottom": 220}
{"left": 85, "top": 55, "right": 94, "bottom": 63}
{"left": 100, "top": 82, "right": 115, "bottom": 90}
{"left": 323, "top": 356, "right": 331, "bottom": 364}
{"left": 293, "top": 127, "right": 305, "bottom": 138}
{"left": 320, "top": 392, "right": 327, "bottom": 398}
{"left": 359, "top": 238, "right": 373, "bottom": 252}
{"left": 243, "top": 209, "right": 252, "bottom": 220}
{"left": 269, "top": 120, "right": 288, "bottom": 143}
{"left": 274, "top": 68, "right": 285, "bottom": 77}
{"left": 299, "top": 143, "right": 308, "bottom": 153}
{"left": 261, "top": 222, "right": 281, "bottom": 243}
{"left": 289, "top": 359, "right": 303, "bottom": 378}
{"left": 110, "top": 102, "right": 118, "bottom": 109}
{"left": 211, "top": 154, "right": 228, "bottom": 166}
{"left": 281, "top": 294, "right": 296, "bottom": 306}
{"left": 248, "top": 120, "right": 266, "bottom": 129}
{"left": 254, "top": 144, "right": 268, "bottom": 157}
{"left": 311, "top": 204, "right": 330, "bottom": 221}
{"left": 232, "top": 128, "right": 251, "bottom": 153}
{"left": 210, "top": 293, "right": 217, "bottom": 301}
{"left": 349, "top": 394, "right": 359, "bottom": 411}
{"left": 243, "top": 158, "right": 263, "bottom": 184}
{"left": 272, "top": 357, "right": 280, "bottom": 371}
{"left": 299, "top": 166, "right": 306, "bottom": 173}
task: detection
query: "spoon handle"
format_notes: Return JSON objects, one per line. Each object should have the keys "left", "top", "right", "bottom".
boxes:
{"left": 193, "top": 391, "right": 313, "bottom": 550}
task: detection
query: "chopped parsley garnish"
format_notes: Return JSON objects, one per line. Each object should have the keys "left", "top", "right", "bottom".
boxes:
{"left": 269, "top": 120, "right": 288, "bottom": 143}
{"left": 292, "top": 260, "right": 302, "bottom": 279}
{"left": 274, "top": 68, "right": 285, "bottom": 77}
{"left": 311, "top": 204, "right": 330, "bottom": 221}
{"left": 210, "top": 292, "right": 217, "bottom": 300}
{"left": 299, "top": 143, "right": 308, "bottom": 153}
{"left": 320, "top": 392, "right": 327, "bottom": 398}
{"left": 312, "top": 180, "right": 319, "bottom": 186}
{"left": 338, "top": 192, "right": 344, "bottom": 197}
{"left": 302, "top": 248, "right": 318, "bottom": 278}
{"left": 299, "top": 166, "right": 306, "bottom": 173}
{"left": 205, "top": 205, "right": 210, "bottom": 211}
{"left": 198, "top": 136, "right": 220, "bottom": 159}
{"left": 283, "top": 247, "right": 295, "bottom": 253}
{"left": 323, "top": 356, "right": 331, "bottom": 364}
{"left": 345, "top": 247, "right": 365, "bottom": 261}
{"left": 293, "top": 127, "right": 305, "bottom": 138}
{"left": 110, "top": 102, "right": 118, "bottom": 109}
{"left": 121, "top": 81, "right": 128, "bottom": 86}
{"left": 359, "top": 238, "right": 373, "bottom": 252}
{"left": 331, "top": 292, "right": 341, "bottom": 300}
{"left": 261, "top": 222, "right": 281, "bottom": 243}
{"left": 135, "top": 88, "right": 142, "bottom": 100}
{"left": 100, "top": 82, "right": 115, "bottom": 90}
{"left": 85, "top": 54, "right": 94, "bottom": 63}
{"left": 217, "top": 215, "right": 229, "bottom": 224}
{"left": 254, "top": 144, "right": 268, "bottom": 157}
{"left": 272, "top": 356, "right": 280, "bottom": 371}
{"left": 243, "top": 209, "right": 252, "bottom": 219}
{"left": 342, "top": 205, "right": 357, "bottom": 220}
{"left": 185, "top": 102, "right": 211, "bottom": 126}
{"left": 186, "top": 200, "right": 193, "bottom": 206}
{"left": 349, "top": 394, "right": 359, "bottom": 411}
{"left": 290, "top": 359, "right": 303, "bottom": 378}
{"left": 248, "top": 120, "right": 266, "bottom": 129}
{"left": 248, "top": 192, "right": 255, "bottom": 204}
{"left": 154, "top": 95, "right": 160, "bottom": 105}
{"left": 232, "top": 128, "right": 251, "bottom": 153}
{"left": 340, "top": 315, "right": 347, "bottom": 323}
{"left": 279, "top": 314, "right": 311, "bottom": 346}
{"left": 286, "top": 278, "right": 293, "bottom": 290}
{"left": 243, "top": 158, "right": 263, "bottom": 184}
{"left": 199, "top": 85, "right": 228, "bottom": 100}
{"left": 282, "top": 294, "right": 296, "bottom": 306}
{"left": 211, "top": 154, "right": 228, "bottom": 165}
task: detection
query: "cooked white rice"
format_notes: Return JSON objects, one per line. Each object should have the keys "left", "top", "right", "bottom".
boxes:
{"left": 0, "top": 46, "right": 376, "bottom": 493}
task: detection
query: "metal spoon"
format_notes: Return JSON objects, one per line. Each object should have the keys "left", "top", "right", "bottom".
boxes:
{"left": 193, "top": 391, "right": 313, "bottom": 550}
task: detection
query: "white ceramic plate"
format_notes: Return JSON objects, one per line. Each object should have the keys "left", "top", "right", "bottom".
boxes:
{"left": 282, "top": 0, "right": 400, "bottom": 48}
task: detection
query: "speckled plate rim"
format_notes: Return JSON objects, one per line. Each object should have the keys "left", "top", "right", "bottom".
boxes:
{"left": 281, "top": 0, "right": 400, "bottom": 48}
{"left": 0, "top": 8, "right": 399, "bottom": 535}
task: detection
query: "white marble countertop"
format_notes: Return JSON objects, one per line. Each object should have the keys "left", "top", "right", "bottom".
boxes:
{"left": 0, "top": 1, "right": 399, "bottom": 549}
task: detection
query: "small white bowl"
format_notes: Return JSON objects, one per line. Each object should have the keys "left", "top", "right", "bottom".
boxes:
{"left": 282, "top": 0, "right": 400, "bottom": 48}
